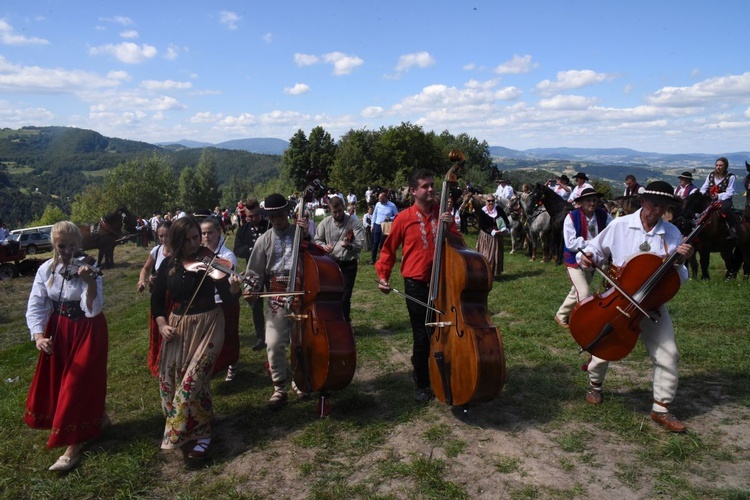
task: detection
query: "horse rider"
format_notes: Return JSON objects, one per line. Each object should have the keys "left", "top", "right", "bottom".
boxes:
{"left": 674, "top": 172, "right": 698, "bottom": 199}
{"left": 568, "top": 172, "right": 594, "bottom": 205}
{"left": 623, "top": 175, "right": 645, "bottom": 197}
{"left": 699, "top": 156, "right": 738, "bottom": 239}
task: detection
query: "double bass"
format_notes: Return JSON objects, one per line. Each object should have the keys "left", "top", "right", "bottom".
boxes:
{"left": 569, "top": 202, "right": 719, "bottom": 361}
{"left": 286, "top": 179, "right": 357, "bottom": 413}
{"left": 426, "top": 150, "right": 506, "bottom": 407}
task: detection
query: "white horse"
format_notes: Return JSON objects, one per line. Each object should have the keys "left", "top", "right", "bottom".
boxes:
{"left": 519, "top": 192, "right": 552, "bottom": 261}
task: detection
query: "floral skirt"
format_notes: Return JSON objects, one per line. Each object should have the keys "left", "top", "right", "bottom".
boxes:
{"left": 24, "top": 313, "right": 109, "bottom": 448}
{"left": 159, "top": 307, "right": 224, "bottom": 449}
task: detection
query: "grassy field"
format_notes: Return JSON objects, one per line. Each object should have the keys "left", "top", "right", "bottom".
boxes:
{"left": 0, "top": 231, "right": 749, "bottom": 499}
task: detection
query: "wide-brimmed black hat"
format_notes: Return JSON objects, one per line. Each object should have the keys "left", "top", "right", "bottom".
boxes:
{"left": 641, "top": 181, "right": 679, "bottom": 205}
{"left": 262, "top": 193, "right": 294, "bottom": 215}
{"left": 577, "top": 187, "right": 603, "bottom": 200}
{"left": 558, "top": 174, "right": 570, "bottom": 183}
{"left": 677, "top": 171, "right": 693, "bottom": 181}
{"left": 573, "top": 172, "right": 589, "bottom": 181}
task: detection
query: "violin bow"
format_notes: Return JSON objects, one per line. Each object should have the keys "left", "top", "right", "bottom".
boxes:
{"left": 374, "top": 280, "right": 445, "bottom": 316}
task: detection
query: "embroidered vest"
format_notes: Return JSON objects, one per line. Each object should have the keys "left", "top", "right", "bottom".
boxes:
{"left": 708, "top": 172, "right": 734, "bottom": 193}
{"left": 563, "top": 208, "right": 609, "bottom": 268}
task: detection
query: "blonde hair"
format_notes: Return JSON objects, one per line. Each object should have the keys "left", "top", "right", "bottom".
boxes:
{"left": 47, "top": 221, "right": 83, "bottom": 286}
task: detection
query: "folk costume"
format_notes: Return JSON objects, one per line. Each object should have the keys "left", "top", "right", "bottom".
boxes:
{"left": 146, "top": 242, "right": 171, "bottom": 377}
{"left": 700, "top": 169, "right": 738, "bottom": 236}
{"left": 578, "top": 182, "right": 689, "bottom": 430}
{"left": 210, "top": 242, "right": 240, "bottom": 377}
{"left": 475, "top": 199, "right": 511, "bottom": 279}
{"left": 555, "top": 193, "right": 611, "bottom": 327}
{"left": 568, "top": 173, "right": 593, "bottom": 204}
{"left": 25, "top": 259, "right": 108, "bottom": 449}
{"left": 376, "top": 203, "right": 463, "bottom": 395}
{"left": 234, "top": 215, "right": 269, "bottom": 350}
{"left": 151, "top": 255, "right": 239, "bottom": 449}
{"left": 314, "top": 212, "right": 365, "bottom": 322}
{"left": 674, "top": 172, "right": 698, "bottom": 199}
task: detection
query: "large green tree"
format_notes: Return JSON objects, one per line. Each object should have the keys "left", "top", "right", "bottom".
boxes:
{"left": 192, "top": 149, "right": 222, "bottom": 211}
{"left": 282, "top": 126, "right": 337, "bottom": 191}
{"left": 177, "top": 167, "right": 197, "bottom": 212}
{"left": 281, "top": 129, "right": 310, "bottom": 191}
{"left": 103, "top": 154, "right": 177, "bottom": 217}
{"left": 329, "top": 129, "right": 381, "bottom": 203}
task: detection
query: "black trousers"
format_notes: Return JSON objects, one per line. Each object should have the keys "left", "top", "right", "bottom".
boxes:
{"left": 371, "top": 224, "right": 384, "bottom": 264}
{"left": 720, "top": 199, "right": 738, "bottom": 228}
{"left": 404, "top": 278, "right": 431, "bottom": 388}
{"left": 336, "top": 260, "right": 358, "bottom": 322}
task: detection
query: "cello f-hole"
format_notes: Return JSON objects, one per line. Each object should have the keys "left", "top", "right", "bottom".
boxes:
{"left": 451, "top": 306, "right": 463, "bottom": 338}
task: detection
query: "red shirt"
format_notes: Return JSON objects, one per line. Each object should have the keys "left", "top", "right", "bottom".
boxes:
{"left": 376, "top": 204, "right": 463, "bottom": 283}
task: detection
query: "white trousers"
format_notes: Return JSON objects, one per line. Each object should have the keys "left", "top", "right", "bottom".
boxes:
{"left": 265, "top": 300, "right": 293, "bottom": 392}
{"left": 556, "top": 266, "right": 594, "bottom": 321}
{"left": 587, "top": 304, "right": 679, "bottom": 412}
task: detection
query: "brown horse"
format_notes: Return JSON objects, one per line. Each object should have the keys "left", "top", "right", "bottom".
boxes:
{"left": 79, "top": 207, "right": 138, "bottom": 268}
{"left": 675, "top": 192, "right": 740, "bottom": 280}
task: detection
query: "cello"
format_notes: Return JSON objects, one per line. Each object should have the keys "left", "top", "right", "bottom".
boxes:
{"left": 569, "top": 202, "right": 719, "bottom": 361}
{"left": 426, "top": 150, "right": 506, "bottom": 408}
{"left": 286, "top": 179, "right": 357, "bottom": 414}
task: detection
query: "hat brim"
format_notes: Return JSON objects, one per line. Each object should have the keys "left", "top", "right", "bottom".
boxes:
{"left": 640, "top": 192, "right": 680, "bottom": 206}
{"left": 578, "top": 192, "right": 603, "bottom": 200}
{"left": 261, "top": 201, "right": 295, "bottom": 215}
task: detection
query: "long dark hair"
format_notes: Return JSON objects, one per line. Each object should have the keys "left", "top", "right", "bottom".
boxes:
{"left": 169, "top": 217, "right": 200, "bottom": 261}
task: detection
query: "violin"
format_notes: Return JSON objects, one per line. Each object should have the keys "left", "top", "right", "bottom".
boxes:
{"left": 62, "top": 252, "right": 103, "bottom": 279}
{"left": 425, "top": 150, "right": 505, "bottom": 408}
{"left": 344, "top": 229, "right": 354, "bottom": 248}
{"left": 183, "top": 246, "right": 261, "bottom": 290}
{"left": 568, "top": 202, "right": 719, "bottom": 361}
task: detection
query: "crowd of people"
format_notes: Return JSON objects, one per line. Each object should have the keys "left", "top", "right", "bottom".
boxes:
{"left": 16, "top": 156, "right": 749, "bottom": 471}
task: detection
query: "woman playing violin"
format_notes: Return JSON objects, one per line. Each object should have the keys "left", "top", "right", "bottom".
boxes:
{"left": 24, "top": 221, "right": 109, "bottom": 471}
{"left": 137, "top": 220, "right": 171, "bottom": 377}
{"left": 243, "top": 193, "right": 310, "bottom": 410}
{"left": 200, "top": 216, "right": 241, "bottom": 381}
{"left": 151, "top": 216, "right": 242, "bottom": 458}
{"left": 577, "top": 181, "right": 694, "bottom": 432}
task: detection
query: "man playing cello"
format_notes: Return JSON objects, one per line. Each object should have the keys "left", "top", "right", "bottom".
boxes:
{"left": 577, "top": 181, "right": 695, "bottom": 432}
{"left": 376, "top": 169, "right": 461, "bottom": 403}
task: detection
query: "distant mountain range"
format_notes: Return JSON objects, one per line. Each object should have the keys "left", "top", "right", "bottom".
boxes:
{"left": 158, "top": 138, "right": 289, "bottom": 155}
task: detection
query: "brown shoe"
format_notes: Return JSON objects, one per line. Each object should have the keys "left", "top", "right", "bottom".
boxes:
{"left": 554, "top": 315, "right": 569, "bottom": 329}
{"left": 650, "top": 411, "right": 686, "bottom": 432}
{"left": 585, "top": 388, "right": 603, "bottom": 405}
{"left": 267, "top": 390, "right": 288, "bottom": 410}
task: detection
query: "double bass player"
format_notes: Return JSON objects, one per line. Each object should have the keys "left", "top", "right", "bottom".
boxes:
{"left": 376, "top": 168, "right": 461, "bottom": 403}
{"left": 576, "top": 181, "right": 695, "bottom": 432}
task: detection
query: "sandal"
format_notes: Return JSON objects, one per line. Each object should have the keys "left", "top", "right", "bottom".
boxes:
{"left": 188, "top": 438, "right": 211, "bottom": 459}
{"left": 225, "top": 365, "right": 236, "bottom": 382}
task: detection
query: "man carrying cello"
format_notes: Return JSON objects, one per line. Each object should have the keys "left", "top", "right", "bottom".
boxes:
{"left": 576, "top": 181, "right": 695, "bottom": 432}
{"left": 376, "top": 169, "right": 461, "bottom": 403}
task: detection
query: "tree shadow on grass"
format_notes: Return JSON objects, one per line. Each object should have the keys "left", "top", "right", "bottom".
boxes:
{"left": 496, "top": 268, "right": 546, "bottom": 282}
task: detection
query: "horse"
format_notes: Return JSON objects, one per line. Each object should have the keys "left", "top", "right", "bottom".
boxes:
{"left": 79, "top": 207, "right": 138, "bottom": 269}
{"left": 506, "top": 195, "right": 527, "bottom": 254}
{"left": 673, "top": 192, "right": 740, "bottom": 280}
{"left": 519, "top": 192, "right": 553, "bottom": 261}
{"left": 607, "top": 195, "right": 641, "bottom": 218}
{"left": 526, "top": 183, "right": 572, "bottom": 265}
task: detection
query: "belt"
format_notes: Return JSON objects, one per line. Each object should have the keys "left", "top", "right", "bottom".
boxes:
{"left": 52, "top": 300, "right": 85, "bottom": 321}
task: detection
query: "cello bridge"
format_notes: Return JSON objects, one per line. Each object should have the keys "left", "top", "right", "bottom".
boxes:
{"left": 426, "top": 321, "right": 453, "bottom": 327}
{"left": 615, "top": 306, "right": 631, "bottom": 318}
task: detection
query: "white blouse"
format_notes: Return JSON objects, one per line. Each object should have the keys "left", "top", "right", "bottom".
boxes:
{"left": 26, "top": 259, "right": 104, "bottom": 338}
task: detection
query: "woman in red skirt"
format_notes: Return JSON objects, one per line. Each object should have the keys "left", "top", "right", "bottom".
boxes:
{"left": 25, "top": 221, "right": 109, "bottom": 472}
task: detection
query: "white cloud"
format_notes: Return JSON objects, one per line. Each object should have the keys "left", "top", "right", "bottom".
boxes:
{"left": 219, "top": 11, "right": 241, "bottom": 30}
{"left": 0, "top": 19, "right": 49, "bottom": 45}
{"left": 395, "top": 51, "right": 435, "bottom": 72}
{"left": 284, "top": 83, "right": 310, "bottom": 95}
{"left": 164, "top": 45, "right": 179, "bottom": 60}
{"left": 745, "top": 107, "right": 750, "bottom": 118}
{"left": 494, "top": 55, "right": 536, "bottom": 75}
{"left": 262, "top": 33, "right": 273, "bottom": 43}
{"left": 646, "top": 72, "right": 750, "bottom": 107}
{"left": 89, "top": 42, "right": 158, "bottom": 64}
{"left": 322, "top": 52, "right": 364, "bottom": 75}
{"left": 0, "top": 56, "right": 122, "bottom": 93}
{"left": 0, "top": 99, "right": 55, "bottom": 123}
{"left": 463, "top": 63, "right": 476, "bottom": 71}
{"left": 690, "top": 68, "right": 701, "bottom": 79}
{"left": 140, "top": 80, "right": 193, "bottom": 90}
{"left": 538, "top": 95, "right": 598, "bottom": 110}
{"left": 120, "top": 30, "right": 139, "bottom": 39}
{"left": 106, "top": 70, "right": 130, "bottom": 81}
{"left": 294, "top": 53, "right": 319, "bottom": 66}
{"left": 536, "top": 69, "right": 613, "bottom": 95}
{"left": 191, "top": 111, "right": 224, "bottom": 123}
{"left": 100, "top": 16, "right": 134, "bottom": 26}
{"left": 361, "top": 106, "right": 384, "bottom": 118}
{"left": 86, "top": 91, "right": 186, "bottom": 113}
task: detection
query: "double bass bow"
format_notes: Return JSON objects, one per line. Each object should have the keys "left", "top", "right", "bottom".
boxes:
{"left": 425, "top": 150, "right": 505, "bottom": 408}
{"left": 286, "top": 175, "right": 356, "bottom": 414}
{"left": 568, "top": 202, "right": 720, "bottom": 361}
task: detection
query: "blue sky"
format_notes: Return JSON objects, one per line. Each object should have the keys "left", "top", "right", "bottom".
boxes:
{"left": 1, "top": 0, "right": 749, "bottom": 154}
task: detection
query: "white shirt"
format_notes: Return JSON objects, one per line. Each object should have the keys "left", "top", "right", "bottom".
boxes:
{"left": 347, "top": 194, "right": 357, "bottom": 205}
{"left": 495, "top": 184, "right": 515, "bottom": 200}
{"left": 553, "top": 184, "right": 571, "bottom": 201}
{"left": 700, "top": 173, "right": 736, "bottom": 201}
{"left": 569, "top": 183, "right": 594, "bottom": 203}
{"left": 211, "top": 243, "right": 237, "bottom": 304}
{"left": 26, "top": 259, "right": 104, "bottom": 338}
{"left": 577, "top": 209, "right": 688, "bottom": 284}
{"left": 563, "top": 210, "right": 612, "bottom": 252}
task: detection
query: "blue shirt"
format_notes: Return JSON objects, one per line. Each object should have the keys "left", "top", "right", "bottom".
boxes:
{"left": 372, "top": 201, "right": 399, "bottom": 224}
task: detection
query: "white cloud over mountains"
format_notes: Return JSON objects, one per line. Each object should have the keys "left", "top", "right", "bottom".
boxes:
{"left": 0, "top": 19, "right": 48, "bottom": 45}
{"left": 295, "top": 52, "right": 364, "bottom": 75}
{"left": 89, "top": 42, "right": 158, "bottom": 64}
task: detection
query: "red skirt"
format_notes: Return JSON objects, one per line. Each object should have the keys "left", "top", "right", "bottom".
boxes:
{"left": 148, "top": 298, "right": 173, "bottom": 378}
{"left": 213, "top": 301, "right": 240, "bottom": 374}
{"left": 24, "top": 312, "right": 108, "bottom": 448}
